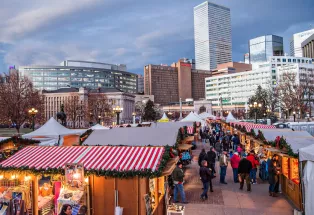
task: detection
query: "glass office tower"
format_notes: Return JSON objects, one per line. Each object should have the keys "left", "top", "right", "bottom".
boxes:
{"left": 249, "top": 35, "right": 284, "bottom": 64}
{"left": 19, "top": 60, "right": 138, "bottom": 93}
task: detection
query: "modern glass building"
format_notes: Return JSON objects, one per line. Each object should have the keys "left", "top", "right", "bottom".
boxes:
{"left": 19, "top": 60, "right": 138, "bottom": 93}
{"left": 249, "top": 35, "right": 284, "bottom": 64}
{"left": 194, "top": 1, "right": 232, "bottom": 71}
{"left": 290, "top": 28, "right": 314, "bottom": 57}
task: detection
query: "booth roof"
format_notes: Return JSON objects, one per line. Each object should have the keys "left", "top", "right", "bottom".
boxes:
{"left": 225, "top": 112, "right": 237, "bottom": 123}
{"left": 151, "top": 121, "right": 193, "bottom": 129}
{"left": 22, "top": 117, "right": 82, "bottom": 138}
{"left": 0, "top": 146, "right": 165, "bottom": 172}
{"left": 83, "top": 127, "right": 179, "bottom": 146}
{"left": 90, "top": 124, "right": 110, "bottom": 130}
{"left": 198, "top": 112, "right": 216, "bottom": 120}
{"left": 299, "top": 144, "right": 314, "bottom": 161}
{"left": 257, "top": 129, "right": 314, "bottom": 153}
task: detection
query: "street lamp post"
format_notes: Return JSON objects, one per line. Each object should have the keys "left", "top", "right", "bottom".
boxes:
{"left": 113, "top": 106, "right": 123, "bottom": 125}
{"left": 98, "top": 115, "right": 101, "bottom": 124}
{"left": 132, "top": 112, "right": 136, "bottom": 124}
{"left": 293, "top": 111, "right": 296, "bottom": 122}
{"left": 249, "top": 102, "right": 262, "bottom": 124}
{"left": 28, "top": 108, "right": 38, "bottom": 131}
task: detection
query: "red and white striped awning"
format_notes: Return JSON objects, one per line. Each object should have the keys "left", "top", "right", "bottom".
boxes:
{"left": 0, "top": 146, "right": 165, "bottom": 171}
{"left": 244, "top": 124, "right": 276, "bottom": 132}
{"left": 187, "top": 126, "right": 194, "bottom": 134}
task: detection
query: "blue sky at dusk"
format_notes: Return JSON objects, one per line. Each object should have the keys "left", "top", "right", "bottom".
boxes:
{"left": 0, "top": 0, "right": 313, "bottom": 74}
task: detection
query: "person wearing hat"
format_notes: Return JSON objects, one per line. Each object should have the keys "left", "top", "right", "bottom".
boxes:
{"left": 172, "top": 162, "right": 188, "bottom": 204}
{"left": 230, "top": 152, "right": 241, "bottom": 183}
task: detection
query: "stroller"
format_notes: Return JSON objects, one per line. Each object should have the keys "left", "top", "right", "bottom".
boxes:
{"left": 180, "top": 150, "right": 192, "bottom": 166}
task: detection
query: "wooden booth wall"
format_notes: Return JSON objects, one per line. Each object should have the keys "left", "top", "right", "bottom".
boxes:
{"left": 281, "top": 176, "right": 302, "bottom": 210}
{"left": 91, "top": 176, "right": 165, "bottom": 215}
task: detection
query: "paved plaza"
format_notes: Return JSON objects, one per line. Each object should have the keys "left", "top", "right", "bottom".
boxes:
{"left": 179, "top": 142, "right": 294, "bottom": 215}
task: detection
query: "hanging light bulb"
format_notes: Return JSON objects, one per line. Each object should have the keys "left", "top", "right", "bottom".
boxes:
{"left": 84, "top": 177, "right": 89, "bottom": 183}
{"left": 0, "top": 175, "right": 3, "bottom": 180}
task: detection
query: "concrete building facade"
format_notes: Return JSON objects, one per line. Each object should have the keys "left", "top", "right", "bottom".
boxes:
{"left": 41, "top": 87, "right": 135, "bottom": 127}
{"left": 290, "top": 29, "right": 314, "bottom": 57}
{"left": 137, "top": 74, "right": 144, "bottom": 93}
{"left": 144, "top": 59, "right": 211, "bottom": 105}
{"left": 194, "top": 1, "right": 232, "bottom": 70}
{"left": 302, "top": 33, "right": 314, "bottom": 59}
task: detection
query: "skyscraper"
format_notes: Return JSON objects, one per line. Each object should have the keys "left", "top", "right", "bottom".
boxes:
{"left": 194, "top": 1, "right": 232, "bottom": 71}
{"left": 249, "top": 35, "right": 283, "bottom": 64}
{"left": 290, "top": 28, "right": 314, "bottom": 57}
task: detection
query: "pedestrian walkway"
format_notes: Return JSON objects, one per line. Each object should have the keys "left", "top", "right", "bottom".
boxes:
{"left": 181, "top": 141, "right": 294, "bottom": 215}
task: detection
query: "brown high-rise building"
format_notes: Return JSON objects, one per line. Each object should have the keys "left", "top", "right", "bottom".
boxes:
{"left": 144, "top": 59, "right": 211, "bottom": 105}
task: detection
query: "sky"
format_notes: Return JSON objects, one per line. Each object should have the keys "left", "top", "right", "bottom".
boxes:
{"left": 0, "top": 0, "right": 313, "bottom": 75}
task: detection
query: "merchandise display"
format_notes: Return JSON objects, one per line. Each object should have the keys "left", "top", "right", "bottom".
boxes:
{"left": 289, "top": 158, "right": 300, "bottom": 184}
{"left": 281, "top": 156, "right": 289, "bottom": 178}
{"left": 38, "top": 181, "right": 54, "bottom": 215}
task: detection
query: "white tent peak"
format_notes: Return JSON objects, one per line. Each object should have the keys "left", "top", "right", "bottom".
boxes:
{"left": 90, "top": 124, "right": 110, "bottom": 130}
{"left": 181, "top": 112, "right": 205, "bottom": 125}
{"left": 160, "top": 113, "right": 169, "bottom": 120}
{"left": 226, "top": 112, "right": 237, "bottom": 123}
{"left": 23, "top": 117, "right": 81, "bottom": 138}
{"left": 198, "top": 112, "right": 216, "bottom": 120}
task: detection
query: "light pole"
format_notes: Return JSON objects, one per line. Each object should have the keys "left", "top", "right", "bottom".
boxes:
{"left": 113, "top": 106, "right": 123, "bottom": 125}
{"left": 132, "top": 112, "right": 136, "bottom": 124}
{"left": 28, "top": 108, "right": 38, "bottom": 131}
{"left": 293, "top": 111, "right": 296, "bottom": 122}
{"left": 98, "top": 115, "right": 101, "bottom": 124}
{"left": 249, "top": 102, "right": 262, "bottom": 124}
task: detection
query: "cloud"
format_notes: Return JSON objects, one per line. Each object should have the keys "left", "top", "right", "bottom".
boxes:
{"left": 0, "top": 0, "right": 103, "bottom": 43}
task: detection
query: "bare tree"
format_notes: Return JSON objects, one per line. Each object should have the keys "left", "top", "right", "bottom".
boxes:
{"left": 64, "top": 94, "right": 86, "bottom": 128}
{"left": 0, "top": 71, "right": 44, "bottom": 133}
{"left": 276, "top": 72, "right": 307, "bottom": 118}
{"left": 87, "top": 93, "right": 113, "bottom": 125}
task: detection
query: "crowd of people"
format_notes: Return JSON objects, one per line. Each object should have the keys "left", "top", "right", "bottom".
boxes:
{"left": 172, "top": 122, "right": 282, "bottom": 203}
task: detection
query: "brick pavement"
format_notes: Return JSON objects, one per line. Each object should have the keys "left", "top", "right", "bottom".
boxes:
{"left": 175, "top": 141, "right": 295, "bottom": 215}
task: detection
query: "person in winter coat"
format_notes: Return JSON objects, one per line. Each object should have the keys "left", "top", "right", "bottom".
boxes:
{"left": 198, "top": 149, "right": 207, "bottom": 167}
{"left": 214, "top": 141, "right": 222, "bottom": 159}
{"left": 199, "top": 160, "right": 213, "bottom": 200}
{"left": 233, "top": 134, "right": 240, "bottom": 151}
{"left": 268, "top": 155, "right": 279, "bottom": 197}
{"left": 230, "top": 152, "right": 241, "bottom": 183}
{"left": 207, "top": 147, "right": 216, "bottom": 177}
{"left": 238, "top": 157, "right": 252, "bottom": 191}
{"left": 247, "top": 151, "right": 259, "bottom": 184}
{"left": 219, "top": 151, "right": 228, "bottom": 184}
{"left": 172, "top": 162, "right": 188, "bottom": 203}
{"left": 201, "top": 132, "right": 207, "bottom": 147}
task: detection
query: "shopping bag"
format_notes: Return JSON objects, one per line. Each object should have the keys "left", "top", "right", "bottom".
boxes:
{"left": 238, "top": 174, "right": 242, "bottom": 183}
{"left": 115, "top": 206, "right": 123, "bottom": 215}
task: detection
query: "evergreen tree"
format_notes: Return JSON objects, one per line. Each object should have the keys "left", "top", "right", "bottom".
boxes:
{"left": 143, "top": 100, "right": 156, "bottom": 121}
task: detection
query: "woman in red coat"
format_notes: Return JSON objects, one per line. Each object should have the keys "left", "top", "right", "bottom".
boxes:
{"left": 230, "top": 152, "right": 241, "bottom": 183}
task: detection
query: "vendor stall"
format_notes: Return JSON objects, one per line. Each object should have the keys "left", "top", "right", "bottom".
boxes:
{"left": 0, "top": 145, "right": 178, "bottom": 215}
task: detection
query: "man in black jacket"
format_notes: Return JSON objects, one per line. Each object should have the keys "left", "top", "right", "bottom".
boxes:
{"left": 199, "top": 160, "right": 213, "bottom": 200}
{"left": 207, "top": 147, "right": 216, "bottom": 177}
{"left": 238, "top": 158, "right": 253, "bottom": 191}
{"left": 198, "top": 149, "right": 207, "bottom": 167}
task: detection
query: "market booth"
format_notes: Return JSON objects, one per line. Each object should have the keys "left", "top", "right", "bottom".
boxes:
{"left": 22, "top": 117, "right": 83, "bottom": 146}
{"left": 256, "top": 129, "right": 314, "bottom": 211}
{"left": 0, "top": 145, "right": 177, "bottom": 215}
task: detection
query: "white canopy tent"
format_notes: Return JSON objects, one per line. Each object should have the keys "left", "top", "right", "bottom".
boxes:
{"left": 198, "top": 112, "right": 216, "bottom": 120}
{"left": 158, "top": 113, "right": 170, "bottom": 122}
{"left": 180, "top": 112, "right": 205, "bottom": 125}
{"left": 299, "top": 145, "right": 314, "bottom": 215}
{"left": 90, "top": 124, "right": 110, "bottom": 130}
{"left": 225, "top": 112, "right": 237, "bottom": 123}
{"left": 22, "top": 117, "right": 83, "bottom": 146}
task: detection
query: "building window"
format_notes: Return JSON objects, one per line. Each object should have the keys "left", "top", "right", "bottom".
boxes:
{"left": 272, "top": 70, "right": 276, "bottom": 74}
{"left": 288, "top": 59, "right": 291, "bottom": 62}
{"left": 282, "top": 59, "right": 286, "bottom": 62}
{"left": 277, "top": 58, "right": 281, "bottom": 62}
{"left": 302, "top": 60, "right": 304, "bottom": 63}
{"left": 297, "top": 59, "right": 301, "bottom": 63}
{"left": 293, "top": 59, "right": 296, "bottom": 63}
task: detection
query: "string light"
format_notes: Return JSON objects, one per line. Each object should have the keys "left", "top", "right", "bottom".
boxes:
{"left": 0, "top": 175, "right": 3, "bottom": 180}
{"left": 84, "top": 177, "right": 89, "bottom": 183}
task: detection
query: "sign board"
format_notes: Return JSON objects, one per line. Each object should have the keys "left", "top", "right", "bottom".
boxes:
{"left": 180, "top": 63, "right": 191, "bottom": 67}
